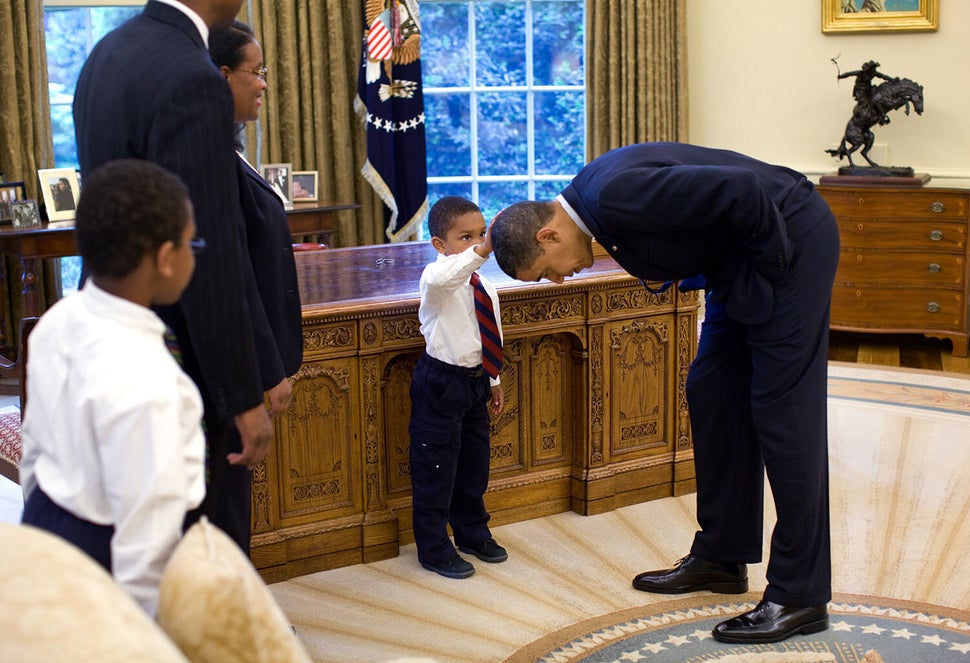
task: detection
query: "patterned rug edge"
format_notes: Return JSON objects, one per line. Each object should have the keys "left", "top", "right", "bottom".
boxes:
{"left": 503, "top": 591, "right": 970, "bottom": 663}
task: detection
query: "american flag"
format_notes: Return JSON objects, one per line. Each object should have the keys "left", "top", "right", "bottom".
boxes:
{"left": 367, "top": 12, "right": 393, "bottom": 62}
{"left": 355, "top": 0, "right": 428, "bottom": 242}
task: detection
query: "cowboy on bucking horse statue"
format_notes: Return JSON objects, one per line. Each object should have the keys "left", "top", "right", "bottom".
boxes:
{"left": 826, "top": 60, "right": 924, "bottom": 174}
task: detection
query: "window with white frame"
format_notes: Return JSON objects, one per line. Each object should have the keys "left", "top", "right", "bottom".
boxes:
{"left": 420, "top": 0, "right": 586, "bottom": 231}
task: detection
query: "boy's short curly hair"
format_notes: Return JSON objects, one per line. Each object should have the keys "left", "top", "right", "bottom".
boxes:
{"left": 427, "top": 196, "right": 482, "bottom": 240}
{"left": 76, "top": 159, "right": 191, "bottom": 279}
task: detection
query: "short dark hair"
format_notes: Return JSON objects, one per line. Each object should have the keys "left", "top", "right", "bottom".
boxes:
{"left": 490, "top": 200, "right": 554, "bottom": 278}
{"left": 209, "top": 20, "right": 255, "bottom": 69}
{"left": 76, "top": 159, "right": 191, "bottom": 279}
{"left": 427, "top": 196, "right": 481, "bottom": 239}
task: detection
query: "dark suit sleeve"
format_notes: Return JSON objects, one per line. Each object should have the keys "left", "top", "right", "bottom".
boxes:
{"left": 148, "top": 70, "right": 263, "bottom": 417}
{"left": 598, "top": 165, "right": 794, "bottom": 279}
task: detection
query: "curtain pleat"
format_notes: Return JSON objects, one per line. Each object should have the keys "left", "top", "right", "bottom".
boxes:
{"left": 0, "top": 0, "right": 58, "bottom": 357}
{"left": 587, "top": 0, "right": 688, "bottom": 160}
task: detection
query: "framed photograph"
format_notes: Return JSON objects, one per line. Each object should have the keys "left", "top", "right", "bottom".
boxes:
{"left": 290, "top": 171, "right": 319, "bottom": 202}
{"left": 0, "top": 181, "right": 27, "bottom": 224}
{"left": 10, "top": 199, "right": 42, "bottom": 228}
{"left": 822, "top": 0, "right": 938, "bottom": 34}
{"left": 259, "top": 162, "right": 293, "bottom": 207}
{"left": 37, "top": 167, "right": 81, "bottom": 221}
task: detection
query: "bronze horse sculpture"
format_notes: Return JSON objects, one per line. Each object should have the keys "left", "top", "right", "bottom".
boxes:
{"left": 826, "top": 76, "right": 924, "bottom": 169}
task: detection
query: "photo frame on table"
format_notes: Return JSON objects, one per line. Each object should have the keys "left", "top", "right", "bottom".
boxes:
{"left": 37, "top": 167, "right": 81, "bottom": 221}
{"left": 290, "top": 171, "right": 319, "bottom": 202}
{"left": 822, "top": 0, "right": 938, "bottom": 34}
{"left": 10, "top": 199, "right": 41, "bottom": 228}
{"left": 0, "top": 181, "right": 27, "bottom": 224}
{"left": 259, "top": 162, "right": 293, "bottom": 207}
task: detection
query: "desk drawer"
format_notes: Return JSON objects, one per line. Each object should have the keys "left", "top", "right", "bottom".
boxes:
{"left": 822, "top": 189, "right": 969, "bottom": 220}
{"left": 836, "top": 218, "right": 966, "bottom": 251}
{"left": 836, "top": 251, "right": 965, "bottom": 288}
{"left": 831, "top": 285, "right": 965, "bottom": 331}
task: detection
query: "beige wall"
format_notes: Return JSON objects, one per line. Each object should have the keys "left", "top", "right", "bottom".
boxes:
{"left": 686, "top": 1, "right": 969, "bottom": 179}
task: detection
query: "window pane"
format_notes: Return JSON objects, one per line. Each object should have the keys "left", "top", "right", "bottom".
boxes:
{"left": 534, "top": 179, "right": 569, "bottom": 200}
{"left": 421, "top": 3, "right": 469, "bottom": 87}
{"left": 425, "top": 93, "right": 472, "bottom": 177}
{"left": 532, "top": 0, "right": 584, "bottom": 86}
{"left": 44, "top": 9, "right": 92, "bottom": 96}
{"left": 534, "top": 90, "right": 584, "bottom": 175}
{"left": 428, "top": 182, "right": 474, "bottom": 204}
{"left": 90, "top": 7, "right": 140, "bottom": 40}
{"left": 50, "top": 104, "right": 79, "bottom": 169}
{"left": 478, "top": 92, "right": 527, "bottom": 176}
{"left": 475, "top": 2, "right": 525, "bottom": 86}
{"left": 477, "top": 180, "right": 528, "bottom": 221}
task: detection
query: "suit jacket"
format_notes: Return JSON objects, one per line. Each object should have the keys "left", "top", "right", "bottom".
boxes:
{"left": 560, "top": 142, "right": 831, "bottom": 324}
{"left": 237, "top": 157, "right": 303, "bottom": 385}
{"left": 73, "top": 1, "right": 263, "bottom": 419}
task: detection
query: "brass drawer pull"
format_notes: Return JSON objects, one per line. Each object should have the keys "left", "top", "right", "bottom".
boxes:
{"left": 928, "top": 263, "right": 941, "bottom": 273}
{"left": 929, "top": 230, "right": 943, "bottom": 241}
{"left": 926, "top": 302, "right": 940, "bottom": 313}
{"left": 930, "top": 201, "right": 945, "bottom": 213}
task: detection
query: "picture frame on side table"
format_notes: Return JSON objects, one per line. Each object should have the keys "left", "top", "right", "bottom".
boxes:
{"left": 290, "top": 171, "right": 319, "bottom": 202}
{"left": 0, "top": 181, "right": 27, "bottom": 224}
{"left": 822, "top": 0, "right": 938, "bottom": 34}
{"left": 259, "top": 162, "right": 293, "bottom": 208}
{"left": 38, "top": 167, "right": 81, "bottom": 221}
{"left": 10, "top": 199, "right": 42, "bottom": 228}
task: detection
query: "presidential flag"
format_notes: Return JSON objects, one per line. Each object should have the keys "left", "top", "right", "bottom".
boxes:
{"left": 355, "top": 0, "right": 429, "bottom": 242}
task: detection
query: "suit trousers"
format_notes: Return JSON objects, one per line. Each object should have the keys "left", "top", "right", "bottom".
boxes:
{"left": 686, "top": 207, "right": 840, "bottom": 607}
{"left": 408, "top": 353, "right": 493, "bottom": 565}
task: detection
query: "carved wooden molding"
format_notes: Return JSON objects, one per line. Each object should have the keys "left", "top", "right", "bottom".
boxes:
{"left": 501, "top": 294, "right": 584, "bottom": 326}
{"left": 303, "top": 324, "right": 355, "bottom": 353}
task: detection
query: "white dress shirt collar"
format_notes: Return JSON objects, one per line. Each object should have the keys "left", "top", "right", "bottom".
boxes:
{"left": 556, "top": 193, "right": 593, "bottom": 237}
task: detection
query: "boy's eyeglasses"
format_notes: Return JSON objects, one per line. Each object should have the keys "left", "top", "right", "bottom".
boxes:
{"left": 189, "top": 237, "right": 207, "bottom": 255}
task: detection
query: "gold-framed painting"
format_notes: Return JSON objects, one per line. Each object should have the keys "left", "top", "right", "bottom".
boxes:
{"left": 822, "top": 0, "right": 938, "bottom": 34}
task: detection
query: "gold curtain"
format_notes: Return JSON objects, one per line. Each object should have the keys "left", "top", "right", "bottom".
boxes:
{"left": 0, "top": 0, "right": 57, "bottom": 357}
{"left": 243, "top": 1, "right": 385, "bottom": 246}
{"left": 586, "top": 0, "right": 688, "bottom": 159}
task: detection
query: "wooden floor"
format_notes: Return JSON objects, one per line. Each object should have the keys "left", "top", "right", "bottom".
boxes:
{"left": 828, "top": 329, "right": 970, "bottom": 375}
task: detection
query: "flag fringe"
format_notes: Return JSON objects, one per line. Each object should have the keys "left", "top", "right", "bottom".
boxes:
{"left": 359, "top": 157, "right": 428, "bottom": 243}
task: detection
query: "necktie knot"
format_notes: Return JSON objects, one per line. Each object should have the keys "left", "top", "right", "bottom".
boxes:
{"left": 470, "top": 272, "right": 502, "bottom": 379}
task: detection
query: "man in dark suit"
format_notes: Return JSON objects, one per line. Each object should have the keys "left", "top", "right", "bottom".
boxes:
{"left": 490, "top": 142, "right": 840, "bottom": 645}
{"left": 73, "top": 0, "right": 273, "bottom": 548}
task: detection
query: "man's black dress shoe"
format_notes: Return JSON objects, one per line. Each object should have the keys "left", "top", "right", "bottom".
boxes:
{"left": 713, "top": 600, "right": 828, "bottom": 644}
{"left": 632, "top": 555, "right": 748, "bottom": 594}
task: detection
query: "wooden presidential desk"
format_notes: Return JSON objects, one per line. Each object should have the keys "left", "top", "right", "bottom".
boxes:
{"left": 253, "top": 241, "right": 700, "bottom": 582}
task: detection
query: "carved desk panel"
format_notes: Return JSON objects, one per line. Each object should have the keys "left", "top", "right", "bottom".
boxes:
{"left": 252, "top": 242, "right": 699, "bottom": 582}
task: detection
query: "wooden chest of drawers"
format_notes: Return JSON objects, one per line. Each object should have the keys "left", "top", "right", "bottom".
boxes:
{"left": 817, "top": 184, "right": 970, "bottom": 357}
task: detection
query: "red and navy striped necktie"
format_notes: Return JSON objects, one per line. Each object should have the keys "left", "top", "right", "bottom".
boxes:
{"left": 470, "top": 272, "right": 502, "bottom": 379}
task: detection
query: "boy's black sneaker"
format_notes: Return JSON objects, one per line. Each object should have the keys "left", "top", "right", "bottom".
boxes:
{"left": 421, "top": 555, "right": 475, "bottom": 579}
{"left": 458, "top": 538, "right": 508, "bottom": 563}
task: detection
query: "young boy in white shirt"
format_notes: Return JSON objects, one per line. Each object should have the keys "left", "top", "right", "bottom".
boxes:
{"left": 19, "top": 158, "right": 206, "bottom": 616}
{"left": 409, "top": 196, "right": 507, "bottom": 579}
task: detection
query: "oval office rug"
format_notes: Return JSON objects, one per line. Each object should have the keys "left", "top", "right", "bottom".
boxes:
{"left": 504, "top": 592, "right": 970, "bottom": 663}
